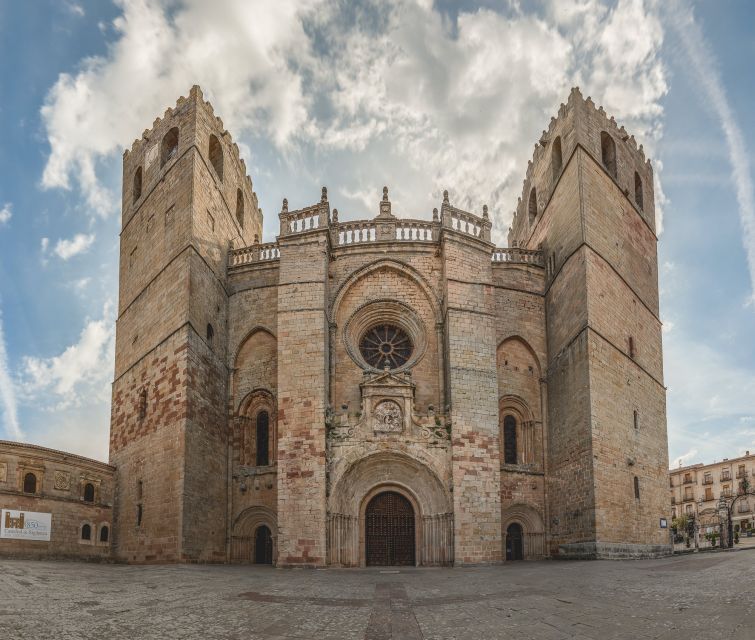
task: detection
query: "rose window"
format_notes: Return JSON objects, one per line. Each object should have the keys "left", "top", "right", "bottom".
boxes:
{"left": 359, "top": 324, "right": 413, "bottom": 369}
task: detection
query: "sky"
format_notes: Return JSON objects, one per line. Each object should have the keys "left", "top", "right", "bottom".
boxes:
{"left": 0, "top": 0, "right": 753, "bottom": 467}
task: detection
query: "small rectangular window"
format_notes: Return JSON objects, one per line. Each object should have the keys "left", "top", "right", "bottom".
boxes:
{"left": 628, "top": 336, "right": 635, "bottom": 359}
{"left": 634, "top": 476, "right": 640, "bottom": 499}
{"left": 633, "top": 409, "right": 639, "bottom": 430}
{"left": 137, "top": 504, "right": 143, "bottom": 527}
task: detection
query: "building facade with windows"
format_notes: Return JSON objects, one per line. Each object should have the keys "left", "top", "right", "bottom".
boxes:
{"left": 670, "top": 452, "right": 754, "bottom": 532}
{"left": 0, "top": 440, "right": 114, "bottom": 558}
{"left": 104, "top": 85, "right": 670, "bottom": 566}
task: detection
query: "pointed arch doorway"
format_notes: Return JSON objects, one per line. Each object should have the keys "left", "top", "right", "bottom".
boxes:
{"left": 365, "top": 491, "right": 416, "bottom": 566}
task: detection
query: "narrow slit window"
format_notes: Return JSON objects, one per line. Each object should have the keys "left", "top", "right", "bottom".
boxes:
{"left": 634, "top": 171, "right": 643, "bottom": 210}
{"left": 601, "top": 131, "right": 617, "bottom": 178}
{"left": 633, "top": 409, "right": 639, "bottom": 430}
{"left": 209, "top": 134, "right": 223, "bottom": 181}
{"left": 634, "top": 476, "right": 640, "bottom": 500}
{"left": 503, "top": 415, "right": 517, "bottom": 465}
{"left": 133, "top": 166, "right": 142, "bottom": 203}
{"left": 552, "top": 136, "right": 562, "bottom": 182}
{"left": 256, "top": 410, "right": 270, "bottom": 466}
{"left": 236, "top": 189, "right": 244, "bottom": 229}
{"left": 528, "top": 188, "right": 537, "bottom": 226}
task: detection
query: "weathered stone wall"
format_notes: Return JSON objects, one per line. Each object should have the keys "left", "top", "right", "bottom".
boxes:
{"left": 443, "top": 231, "right": 502, "bottom": 564}
{"left": 276, "top": 230, "right": 330, "bottom": 566}
{"left": 0, "top": 442, "right": 114, "bottom": 560}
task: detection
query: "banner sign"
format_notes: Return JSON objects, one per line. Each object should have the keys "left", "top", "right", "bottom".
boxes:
{"left": 1, "top": 509, "right": 52, "bottom": 541}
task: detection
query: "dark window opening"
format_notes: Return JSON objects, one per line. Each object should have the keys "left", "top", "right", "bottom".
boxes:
{"left": 236, "top": 188, "right": 245, "bottom": 229}
{"left": 100, "top": 526, "right": 109, "bottom": 543}
{"left": 256, "top": 410, "right": 270, "bottom": 467}
{"left": 634, "top": 476, "right": 640, "bottom": 500}
{"left": 506, "top": 523, "right": 524, "bottom": 561}
{"left": 359, "top": 324, "right": 413, "bottom": 370}
{"left": 528, "top": 187, "right": 537, "bottom": 226}
{"left": 634, "top": 171, "right": 643, "bottom": 210}
{"left": 81, "top": 524, "right": 91, "bottom": 540}
{"left": 83, "top": 483, "right": 95, "bottom": 503}
{"left": 209, "top": 134, "right": 223, "bottom": 181}
{"left": 23, "top": 472, "right": 37, "bottom": 494}
{"left": 601, "top": 131, "right": 617, "bottom": 178}
{"left": 552, "top": 136, "right": 563, "bottom": 182}
{"left": 160, "top": 127, "right": 179, "bottom": 168}
{"left": 138, "top": 388, "right": 147, "bottom": 421}
{"left": 633, "top": 410, "right": 639, "bottom": 430}
{"left": 137, "top": 479, "right": 143, "bottom": 500}
{"left": 503, "top": 415, "right": 517, "bottom": 465}
{"left": 137, "top": 504, "right": 143, "bottom": 527}
{"left": 206, "top": 323, "right": 214, "bottom": 344}
{"left": 628, "top": 336, "right": 635, "bottom": 359}
{"left": 254, "top": 525, "right": 273, "bottom": 564}
{"left": 132, "top": 166, "right": 142, "bottom": 203}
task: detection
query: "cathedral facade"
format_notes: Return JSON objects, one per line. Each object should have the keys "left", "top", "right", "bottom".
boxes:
{"left": 108, "top": 85, "right": 670, "bottom": 566}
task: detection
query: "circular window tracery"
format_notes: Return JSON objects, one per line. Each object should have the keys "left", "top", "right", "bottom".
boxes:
{"left": 359, "top": 325, "right": 413, "bottom": 369}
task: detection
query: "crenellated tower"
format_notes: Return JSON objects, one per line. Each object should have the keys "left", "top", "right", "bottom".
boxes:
{"left": 509, "top": 88, "right": 668, "bottom": 557}
{"left": 110, "top": 86, "right": 261, "bottom": 562}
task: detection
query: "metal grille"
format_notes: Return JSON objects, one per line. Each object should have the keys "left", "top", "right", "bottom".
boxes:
{"left": 366, "top": 491, "right": 416, "bottom": 566}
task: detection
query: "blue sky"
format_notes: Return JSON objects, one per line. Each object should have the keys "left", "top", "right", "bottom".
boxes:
{"left": 0, "top": 0, "right": 753, "bottom": 466}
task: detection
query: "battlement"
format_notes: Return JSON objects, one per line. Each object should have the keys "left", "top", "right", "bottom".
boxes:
{"left": 509, "top": 87, "right": 656, "bottom": 248}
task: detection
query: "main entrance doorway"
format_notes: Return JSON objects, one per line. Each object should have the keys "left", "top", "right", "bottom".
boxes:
{"left": 254, "top": 525, "right": 273, "bottom": 564}
{"left": 365, "top": 491, "right": 416, "bottom": 566}
{"left": 506, "top": 523, "right": 524, "bottom": 561}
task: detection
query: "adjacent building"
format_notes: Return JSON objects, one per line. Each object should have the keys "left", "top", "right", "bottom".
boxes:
{"left": 670, "top": 451, "right": 754, "bottom": 532}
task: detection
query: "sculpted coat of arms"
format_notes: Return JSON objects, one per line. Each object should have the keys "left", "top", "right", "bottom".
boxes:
{"left": 373, "top": 400, "right": 403, "bottom": 433}
{"left": 54, "top": 470, "right": 71, "bottom": 490}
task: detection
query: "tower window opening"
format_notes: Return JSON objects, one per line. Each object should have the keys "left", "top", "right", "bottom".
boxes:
{"left": 161, "top": 127, "right": 179, "bottom": 168}
{"left": 209, "top": 134, "right": 223, "bottom": 181}
{"left": 206, "top": 323, "right": 214, "bottom": 344}
{"left": 132, "top": 166, "right": 142, "bottom": 203}
{"left": 634, "top": 171, "right": 643, "bottom": 210}
{"left": 552, "top": 136, "right": 563, "bottom": 182}
{"left": 137, "top": 504, "right": 143, "bottom": 527}
{"left": 633, "top": 409, "right": 639, "bottom": 430}
{"left": 628, "top": 336, "right": 635, "bottom": 359}
{"left": 634, "top": 475, "right": 640, "bottom": 500}
{"left": 23, "top": 472, "right": 37, "bottom": 494}
{"left": 236, "top": 189, "right": 244, "bottom": 229}
{"left": 601, "top": 131, "right": 617, "bottom": 178}
{"left": 503, "top": 415, "right": 517, "bottom": 465}
{"left": 83, "top": 482, "right": 95, "bottom": 503}
{"left": 528, "top": 188, "right": 537, "bottom": 226}
{"left": 256, "top": 410, "right": 270, "bottom": 466}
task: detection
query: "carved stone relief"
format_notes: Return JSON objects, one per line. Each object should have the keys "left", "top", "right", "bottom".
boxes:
{"left": 54, "top": 470, "right": 71, "bottom": 491}
{"left": 373, "top": 400, "right": 403, "bottom": 433}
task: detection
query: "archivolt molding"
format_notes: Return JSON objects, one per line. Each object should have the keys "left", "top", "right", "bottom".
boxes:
{"left": 237, "top": 387, "right": 276, "bottom": 417}
{"left": 329, "top": 450, "right": 451, "bottom": 517}
{"left": 232, "top": 505, "right": 278, "bottom": 537}
{"left": 501, "top": 502, "right": 545, "bottom": 533}
{"left": 329, "top": 258, "right": 442, "bottom": 325}
{"left": 232, "top": 325, "right": 276, "bottom": 366}
{"left": 498, "top": 394, "right": 535, "bottom": 424}
{"left": 497, "top": 334, "right": 543, "bottom": 378}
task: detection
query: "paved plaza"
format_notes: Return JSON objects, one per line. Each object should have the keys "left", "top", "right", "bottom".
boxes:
{"left": 1, "top": 552, "right": 753, "bottom": 639}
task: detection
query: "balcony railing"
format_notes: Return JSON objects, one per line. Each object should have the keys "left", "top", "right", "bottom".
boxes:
{"left": 702, "top": 478, "right": 714, "bottom": 485}
{"left": 683, "top": 478, "right": 695, "bottom": 485}
{"left": 721, "top": 473, "right": 732, "bottom": 481}
{"left": 736, "top": 470, "right": 748, "bottom": 479}
{"left": 683, "top": 494, "right": 695, "bottom": 502}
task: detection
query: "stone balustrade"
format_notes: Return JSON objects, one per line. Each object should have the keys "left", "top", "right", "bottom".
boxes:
{"left": 491, "top": 247, "right": 544, "bottom": 266}
{"left": 229, "top": 242, "right": 280, "bottom": 266}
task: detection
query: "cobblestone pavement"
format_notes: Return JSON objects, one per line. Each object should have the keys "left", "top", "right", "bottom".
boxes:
{"left": 1, "top": 552, "right": 753, "bottom": 639}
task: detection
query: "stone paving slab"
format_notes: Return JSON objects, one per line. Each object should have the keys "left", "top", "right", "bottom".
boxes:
{"left": 1, "top": 552, "right": 753, "bottom": 639}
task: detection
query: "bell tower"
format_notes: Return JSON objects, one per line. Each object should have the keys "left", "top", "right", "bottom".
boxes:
{"left": 110, "top": 86, "right": 260, "bottom": 562}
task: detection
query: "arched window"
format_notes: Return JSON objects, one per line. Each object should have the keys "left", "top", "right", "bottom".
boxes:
{"left": 209, "top": 134, "right": 223, "bottom": 181}
{"left": 81, "top": 524, "right": 91, "bottom": 540}
{"left": 83, "top": 483, "right": 95, "bottom": 503}
{"left": 601, "top": 131, "right": 617, "bottom": 178}
{"left": 528, "top": 188, "right": 537, "bottom": 226}
{"left": 552, "top": 136, "right": 562, "bottom": 182}
{"left": 236, "top": 189, "right": 244, "bottom": 228}
{"left": 160, "top": 127, "right": 179, "bottom": 168}
{"left": 634, "top": 476, "right": 640, "bottom": 500}
{"left": 256, "top": 410, "right": 270, "bottom": 466}
{"left": 206, "top": 323, "right": 214, "bottom": 344}
{"left": 634, "top": 171, "right": 643, "bottom": 210}
{"left": 23, "top": 472, "right": 37, "bottom": 494}
{"left": 99, "top": 526, "right": 109, "bottom": 543}
{"left": 503, "top": 415, "right": 517, "bottom": 465}
{"left": 132, "top": 166, "right": 142, "bottom": 203}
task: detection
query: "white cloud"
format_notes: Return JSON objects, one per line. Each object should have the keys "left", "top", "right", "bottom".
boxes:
{"left": 0, "top": 203, "right": 11, "bottom": 227}
{"left": 667, "top": 1, "right": 755, "bottom": 304}
{"left": 52, "top": 233, "right": 96, "bottom": 260}
{"left": 672, "top": 448, "right": 699, "bottom": 468}
{"left": 40, "top": 0, "right": 667, "bottom": 242}
{"left": 65, "top": 2, "right": 85, "bottom": 17}
{"left": 20, "top": 301, "right": 115, "bottom": 410}
{"left": 0, "top": 305, "right": 23, "bottom": 440}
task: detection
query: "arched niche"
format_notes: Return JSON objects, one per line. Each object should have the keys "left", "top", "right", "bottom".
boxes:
{"left": 231, "top": 505, "right": 278, "bottom": 564}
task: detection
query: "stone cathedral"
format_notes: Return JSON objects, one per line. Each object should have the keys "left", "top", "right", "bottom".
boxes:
{"left": 108, "top": 85, "right": 670, "bottom": 566}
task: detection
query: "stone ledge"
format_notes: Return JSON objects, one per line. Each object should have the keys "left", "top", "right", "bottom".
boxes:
{"left": 558, "top": 541, "right": 672, "bottom": 560}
